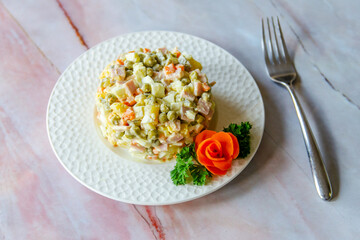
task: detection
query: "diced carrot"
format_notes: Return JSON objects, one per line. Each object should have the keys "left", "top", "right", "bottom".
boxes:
{"left": 176, "top": 51, "right": 181, "bottom": 58}
{"left": 128, "top": 50, "right": 135, "bottom": 53}
{"left": 122, "top": 108, "right": 135, "bottom": 121}
{"left": 144, "top": 48, "right": 151, "bottom": 53}
{"left": 121, "top": 118, "right": 129, "bottom": 126}
{"left": 117, "top": 59, "right": 124, "bottom": 65}
{"left": 176, "top": 64, "right": 184, "bottom": 71}
{"left": 123, "top": 97, "right": 136, "bottom": 106}
{"left": 164, "top": 63, "right": 176, "bottom": 75}
{"left": 202, "top": 83, "right": 211, "bottom": 92}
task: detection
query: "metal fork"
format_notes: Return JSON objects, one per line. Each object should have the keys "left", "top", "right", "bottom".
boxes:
{"left": 262, "top": 17, "right": 332, "bottom": 201}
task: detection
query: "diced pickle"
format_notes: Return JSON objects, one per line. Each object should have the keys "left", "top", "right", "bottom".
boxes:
{"left": 115, "top": 131, "right": 125, "bottom": 139}
{"left": 142, "top": 83, "right": 151, "bottom": 93}
{"left": 196, "top": 114, "right": 205, "bottom": 123}
{"left": 189, "top": 71, "right": 198, "bottom": 81}
{"left": 126, "top": 70, "right": 133, "bottom": 77}
{"left": 147, "top": 68, "right": 153, "bottom": 77}
{"left": 148, "top": 129, "right": 158, "bottom": 140}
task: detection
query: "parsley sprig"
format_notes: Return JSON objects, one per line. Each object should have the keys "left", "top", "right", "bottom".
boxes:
{"left": 170, "top": 143, "right": 211, "bottom": 186}
{"left": 223, "top": 122, "right": 252, "bottom": 158}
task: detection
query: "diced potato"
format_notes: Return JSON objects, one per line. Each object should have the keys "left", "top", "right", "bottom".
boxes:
{"left": 163, "top": 91, "right": 177, "bottom": 104}
{"left": 151, "top": 83, "right": 165, "bottom": 98}
{"left": 141, "top": 105, "right": 160, "bottom": 124}
{"left": 142, "top": 76, "right": 154, "bottom": 85}
{"left": 171, "top": 102, "right": 182, "bottom": 111}
{"left": 111, "top": 102, "right": 129, "bottom": 115}
{"left": 133, "top": 63, "right": 146, "bottom": 82}
{"left": 111, "top": 85, "right": 126, "bottom": 99}
{"left": 125, "top": 52, "right": 140, "bottom": 62}
{"left": 171, "top": 80, "right": 183, "bottom": 93}
{"left": 142, "top": 123, "right": 156, "bottom": 130}
{"left": 133, "top": 106, "right": 144, "bottom": 119}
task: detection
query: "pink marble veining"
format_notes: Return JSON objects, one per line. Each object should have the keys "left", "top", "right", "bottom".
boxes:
{"left": 1, "top": 0, "right": 360, "bottom": 239}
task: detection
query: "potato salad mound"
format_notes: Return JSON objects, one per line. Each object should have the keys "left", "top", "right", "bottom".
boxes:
{"left": 95, "top": 47, "right": 215, "bottom": 161}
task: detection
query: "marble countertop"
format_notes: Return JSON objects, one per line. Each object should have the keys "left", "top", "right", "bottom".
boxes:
{"left": 1, "top": 0, "right": 359, "bottom": 239}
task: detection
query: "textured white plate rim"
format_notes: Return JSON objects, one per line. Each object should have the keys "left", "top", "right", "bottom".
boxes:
{"left": 46, "top": 30, "right": 265, "bottom": 205}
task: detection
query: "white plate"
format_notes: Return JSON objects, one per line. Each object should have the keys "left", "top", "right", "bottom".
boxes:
{"left": 47, "top": 31, "right": 265, "bottom": 205}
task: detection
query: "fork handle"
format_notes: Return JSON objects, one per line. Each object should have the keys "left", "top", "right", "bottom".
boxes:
{"left": 283, "top": 83, "right": 333, "bottom": 201}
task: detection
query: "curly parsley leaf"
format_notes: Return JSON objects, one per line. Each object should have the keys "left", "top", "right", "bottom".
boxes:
{"left": 189, "top": 165, "right": 211, "bottom": 186}
{"left": 170, "top": 143, "right": 211, "bottom": 186}
{"left": 223, "top": 122, "right": 252, "bottom": 158}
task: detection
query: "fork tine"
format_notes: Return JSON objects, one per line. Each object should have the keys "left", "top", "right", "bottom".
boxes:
{"left": 261, "top": 18, "right": 271, "bottom": 65}
{"left": 271, "top": 17, "right": 282, "bottom": 63}
{"left": 277, "top": 17, "right": 291, "bottom": 62}
{"left": 266, "top": 18, "right": 276, "bottom": 63}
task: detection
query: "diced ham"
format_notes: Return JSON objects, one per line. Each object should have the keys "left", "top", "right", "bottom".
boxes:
{"left": 158, "top": 47, "right": 168, "bottom": 55}
{"left": 181, "top": 89, "right": 195, "bottom": 101}
{"left": 167, "top": 133, "right": 184, "bottom": 143}
{"left": 180, "top": 106, "right": 192, "bottom": 122}
{"left": 204, "top": 108, "right": 214, "bottom": 121}
{"left": 124, "top": 79, "right": 137, "bottom": 96}
{"left": 111, "top": 65, "right": 126, "bottom": 81}
{"left": 153, "top": 143, "right": 168, "bottom": 154}
{"left": 197, "top": 98, "right": 211, "bottom": 115}
{"left": 193, "top": 81, "right": 203, "bottom": 96}
{"left": 130, "top": 142, "right": 146, "bottom": 153}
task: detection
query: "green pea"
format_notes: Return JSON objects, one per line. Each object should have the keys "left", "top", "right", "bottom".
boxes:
{"left": 181, "top": 78, "right": 190, "bottom": 85}
{"left": 153, "top": 64, "right": 161, "bottom": 71}
{"left": 110, "top": 114, "right": 121, "bottom": 125}
{"left": 190, "top": 71, "right": 198, "bottom": 81}
{"left": 124, "top": 60, "right": 134, "bottom": 70}
{"left": 160, "top": 103, "right": 169, "bottom": 113}
{"left": 126, "top": 70, "right": 133, "bottom": 77}
{"left": 167, "top": 111, "right": 177, "bottom": 121}
{"left": 159, "top": 112, "right": 168, "bottom": 123}
{"left": 144, "top": 56, "right": 156, "bottom": 67}
{"left": 142, "top": 83, "right": 151, "bottom": 93}
{"left": 115, "top": 131, "right": 125, "bottom": 139}
{"left": 196, "top": 114, "right": 205, "bottom": 123}
{"left": 105, "top": 93, "right": 117, "bottom": 105}
{"left": 147, "top": 68, "right": 154, "bottom": 77}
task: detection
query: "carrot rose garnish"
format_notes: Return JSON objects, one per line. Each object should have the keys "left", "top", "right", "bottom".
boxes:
{"left": 195, "top": 132, "right": 239, "bottom": 175}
